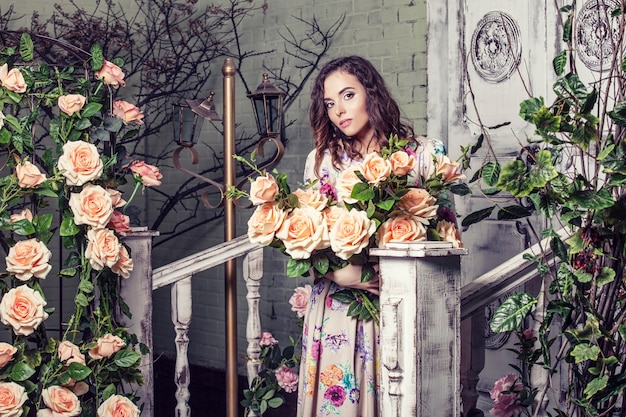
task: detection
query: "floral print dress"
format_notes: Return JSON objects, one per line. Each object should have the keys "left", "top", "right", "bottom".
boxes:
{"left": 296, "top": 138, "right": 445, "bottom": 417}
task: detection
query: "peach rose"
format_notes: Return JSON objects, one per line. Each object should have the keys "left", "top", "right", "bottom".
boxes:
{"left": 389, "top": 150, "right": 416, "bottom": 176}
{"left": 398, "top": 188, "right": 439, "bottom": 224}
{"left": 335, "top": 167, "right": 361, "bottom": 204}
{"left": 88, "top": 334, "right": 126, "bottom": 360}
{"left": 6, "top": 238, "right": 53, "bottom": 281}
{"left": 39, "top": 385, "right": 81, "bottom": 417}
{"left": 294, "top": 187, "right": 328, "bottom": 211}
{"left": 0, "top": 381, "right": 27, "bottom": 417}
{"left": 322, "top": 205, "right": 347, "bottom": 231}
{"left": 376, "top": 214, "right": 427, "bottom": 249}
{"left": 97, "top": 394, "right": 139, "bottom": 417}
{"left": 329, "top": 209, "right": 376, "bottom": 260}
{"left": 108, "top": 211, "right": 132, "bottom": 236}
{"left": 0, "top": 285, "right": 49, "bottom": 336}
{"left": 58, "top": 341, "right": 85, "bottom": 366}
{"left": 436, "top": 220, "right": 463, "bottom": 248}
{"left": 0, "top": 343, "right": 17, "bottom": 368}
{"left": 112, "top": 100, "right": 144, "bottom": 125}
{"left": 94, "top": 61, "right": 126, "bottom": 88}
{"left": 435, "top": 155, "right": 465, "bottom": 183}
{"left": 259, "top": 331, "right": 278, "bottom": 347}
{"left": 15, "top": 161, "right": 46, "bottom": 188}
{"left": 360, "top": 152, "right": 391, "bottom": 185}
{"left": 57, "top": 141, "right": 104, "bottom": 186}
{"left": 9, "top": 209, "right": 33, "bottom": 224}
{"left": 85, "top": 228, "right": 121, "bottom": 271}
{"left": 128, "top": 161, "right": 162, "bottom": 187}
{"left": 57, "top": 94, "right": 86, "bottom": 116}
{"left": 249, "top": 174, "right": 279, "bottom": 205}
{"left": 106, "top": 189, "right": 126, "bottom": 208}
{"left": 275, "top": 206, "right": 330, "bottom": 259}
{"left": 289, "top": 285, "right": 312, "bottom": 318}
{"left": 0, "top": 64, "right": 27, "bottom": 93}
{"left": 247, "top": 203, "right": 287, "bottom": 246}
{"left": 111, "top": 245, "right": 133, "bottom": 279}
{"left": 69, "top": 184, "right": 114, "bottom": 228}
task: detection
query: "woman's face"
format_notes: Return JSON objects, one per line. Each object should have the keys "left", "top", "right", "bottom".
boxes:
{"left": 323, "top": 70, "right": 373, "bottom": 143}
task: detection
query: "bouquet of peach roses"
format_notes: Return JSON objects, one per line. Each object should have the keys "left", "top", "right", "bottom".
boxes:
{"left": 230, "top": 134, "right": 469, "bottom": 323}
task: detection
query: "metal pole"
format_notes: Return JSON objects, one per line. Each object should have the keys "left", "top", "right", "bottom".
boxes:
{"left": 222, "top": 58, "right": 238, "bottom": 417}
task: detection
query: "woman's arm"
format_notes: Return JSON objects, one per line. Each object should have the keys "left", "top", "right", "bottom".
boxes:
{"left": 325, "top": 263, "right": 380, "bottom": 295}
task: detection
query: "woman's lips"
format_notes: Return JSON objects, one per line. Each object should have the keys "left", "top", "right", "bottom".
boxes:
{"left": 339, "top": 119, "right": 351, "bottom": 128}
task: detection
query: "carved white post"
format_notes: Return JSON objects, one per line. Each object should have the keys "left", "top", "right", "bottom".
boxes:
{"left": 172, "top": 277, "right": 193, "bottom": 417}
{"left": 371, "top": 242, "right": 468, "bottom": 417}
{"left": 243, "top": 247, "right": 264, "bottom": 417}
{"left": 119, "top": 227, "right": 159, "bottom": 417}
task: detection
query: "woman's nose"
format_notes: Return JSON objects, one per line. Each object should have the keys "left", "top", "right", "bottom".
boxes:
{"left": 335, "top": 103, "right": 345, "bottom": 116}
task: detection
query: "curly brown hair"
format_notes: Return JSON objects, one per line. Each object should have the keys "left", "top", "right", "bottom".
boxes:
{"left": 308, "top": 55, "right": 414, "bottom": 177}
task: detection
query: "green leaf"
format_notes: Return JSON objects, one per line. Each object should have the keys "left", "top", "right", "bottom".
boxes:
{"left": 67, "top": 362, "right": 92, "bottom": 381}
{"left": 570, "top": 189, "right": 614, "bottom": 210}
{"left": 375, "top": 199, "right": 395, "bottom": 211}
{"left": 563, "top": 15, "right": 572, "bottom": 42}
{"left": 461, "top": 206, "right": 495, "bottom": 228}
{"left": 553, "top": 50, "right": 567, "bottom": 75}
{"left": 114, "top": 350, "right": 141, "bottom": 368}
{"left": 519, "top": 97, "right": 544, "bottom": 122}
{"left": 34, "top": 188, "right": 59, "bottom": 198}
{"left": 449, "top": 183, "right": 471, "bottom": 196}
{"left": 81, "top": 102, "right": 103, "bottom": 119}
{"left": 101, "top": 384, "right": 116, "bottom": 402}
{"left": 490, "top": 293, "right": 537, "bottom": 333}
{"left": 497, "top": 205, "right": 531, "bottom": 220}
{"left": 573, "top": 268, "right": 593, "bottom": 284}
{"left": 103, "top": 117, "right": 123, "bottom": 133}
{"left": 11, "top": 362, "right": 35, "bottom": 382}
{"left": 0, "top": 128, "right": 10, "bottom": 145}
{"left": 35, "top": 213, "right": 53, "bottom": 235}
{"left": 60, "top": 216, "right": 80, "bottom": 237}
{"left": 90, "top": 44, "right": 105, "bottom": 71}
{"left": 584, "top": 376, "right": 608, "bottom": 399}
{"left": 267, "top": 397, "right": 284, "bottom": 408}
{"left": 596, "top": 267, "right": 616, "bottom": 287}
{"left": 11, "top": 219, "right": 36, "bottom": 236}
{"left": 351, "top": 182, "right": 375, "bottom": 201}
{"left": 481, "top": 162, "right": 501, "bottom": 187}
{"left": 19, "top": 33, "right": 34, "bottom": 62}
{"left": 608, "top": 100, "right": 626, "bottom": 126}
{"left": 286, "top": 258, "right": 311, "bottom": 278}
{"left": 75, "top": 293, "right": 89, "bottom": 307}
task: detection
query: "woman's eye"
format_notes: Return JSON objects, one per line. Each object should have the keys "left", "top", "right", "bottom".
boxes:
{"left": 325, "top": 102, "right": 334, "bottom": 109}
{"left": 343, "top": 92, "right": 354, "bottom": 100}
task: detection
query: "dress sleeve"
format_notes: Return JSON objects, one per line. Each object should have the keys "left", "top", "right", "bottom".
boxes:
{"left": 303, "top": 149, "right": 318, "bottom": 183}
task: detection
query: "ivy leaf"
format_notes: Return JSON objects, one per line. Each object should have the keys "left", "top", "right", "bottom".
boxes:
{"left": 490, "top": 293, "right": 537, "bottom": 333}
{"left": 584, "top": 376, "right": 608, "bottom": 399}
{"left": 596, "top": 267, "right": 616, "bottom": 287}
{"left": 571, "top": 344, "right": 600, "bottom": 363}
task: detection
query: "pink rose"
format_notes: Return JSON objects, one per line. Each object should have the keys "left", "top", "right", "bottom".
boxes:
{"left": 0, "top": 343, "right": 17, "bottom": 368}
{"left": 335, "top": 167, "right": 361, "bottom": 204}
{"left": 0, "top": 64, "right": 27, "bottom": 93}
{"left": 6, "top": 238, "right": 53, "bottom": 281}
{"left": 360, "top": 152, "right": 391, "bottom": 185}
{"left": 249, "top": 174, "right": 279, "bottom": 205}
{"left": 275, "top": 365, "right": 298, "bottom": 393}
{"left": 398, "top": 188, "right": 439, "bottom": 224}
{"left": 111, "top": 245, "right": 133, "bottom": 279}
{"left": 58, "top": 341, "right": 85, "bottom": 366}
{"left": 94, "top": 61, "right": 126, "bottom": 88}
{"left": 15, "top": 161, "right": 46, "bottom": 188}
{"left": 69, "top": 184, "right": 114, "bottom": 228}
{"left": 376, "top": 214, "right": 427, "bottom": 249}
{"left": 108, "top": 210, "right": 132, "bottom": 236}
{"left": 0, "top": 381, "right": 27, "bottom": 417}
{"left": 96, "top": 394, "right": 140, "bottom": 417}
{"left": 88, "top": 334, "right": 126, "bottom": 360}
{"left": 522, "top": 329, "right": 534, "bottom": 341}
{"left": 489, "top": 374, "right": 527, "bottom": 417}
{"left": 9, "top": 209, "right": 33, "bottom": 224}
{"left": 39, "top": 385, "right": 81, "bottom": 417}
{"left": 85, "top": 228, "right": 121, "bottom": 271}
{"left": 112, "top": 100, "right": 144, "bottom": 125}
{"left": 329, "top": 209, "right": 376, "bottom": 260}
{"left": 389, "top": 150, "right": 416, "bottom": 176}
{"left": 57, "top": 94, "right": 86, "bottom": 116}
{"left": 106, "top": 189, "right": 126, "bottom": 208}
{"left": 128, "top": 160, "right": 162, "bottom": 187}
{"left": 0, "top": 285, "right": 49, "bottom": 336}
{"left": 57, "top": 141, "right": 103, "bottom": 186}
{"left": 247, "top": 203, "right": 287, "bottom": 246}
{"left": 435, "top": 154, "right": 465, "bottom": 183}
{"left": 436, "top": 220, "right": 463, "bottom": 248}
{"left": 259, "top": 332, "right": 278, "bottom": 347}
{"left": 275, "top": 206, "right": 330, "bottom": 259}
{"left": 289, "top": 285, "right": 312, "bottom": 318}
{"left": 294, "top": 187, "right": 328, "bottom": 211}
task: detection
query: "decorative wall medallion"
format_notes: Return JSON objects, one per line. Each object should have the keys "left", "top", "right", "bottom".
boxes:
{"left": 470, "top": 11, "right": 522, "bottom": 84}
{"left": 485, "top": 295, "right": 511, "bottom": 349}
{"left": 576, "top": 0, "right": 621, "bottom": 72}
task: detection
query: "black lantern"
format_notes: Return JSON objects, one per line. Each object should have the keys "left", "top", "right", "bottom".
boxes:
{"left": 173, "top": 91, "right": 221, "bottom": 146}
{"left": 248, "top": 73, "right": 284, "bottom": 139}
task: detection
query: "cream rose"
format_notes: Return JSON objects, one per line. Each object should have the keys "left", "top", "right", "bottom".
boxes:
{"left": 128, "top": 160, "right": 162, "bottom": 187}
{"left": 9, "top": 209, "right": 33, "bottom": 224}
{"left": 58, "top": 341, "right": 86, "bottom": 366}
{"left": 249, "top": 174, "right": 279, "bottom": 205}
{"left": 57, "top": 141, "right": 104, "bottom": 186}
{"left": 247, "top": 203, "right": 287, "bottom": 246}
{"left": 435, "top": 154, "right": 466, "bottom": 183}
{"left": 96, "top": 394, "right": 139, "bottom": 417}
{"left": 69, "top": 184, "right": 114, "bottom": 228}
{"left": 360, "top": 152, "right": 391, "bottom": 184}
{"left": 436, "top": 220, "right": 463, "bottom": 248}
{"left": 293, "top": 187, "right": 328, "bottom": 211}
{"left": 111, "top": 245, "right": 133, "bottom": 279}
{"left": 94, "top": 61, "right": 126, "bottom": 88}
{"left": 275, "top": 206, "right": 330, "bottom": 259}
{"left": 322, "top": 205, "right": 347, "bottom": 232}
{"left": 57, "top": 94, "right": 86, "bottom": 116}
{"left": 6, "top": 238, "right": 53, "bottom": 281}
{"left": 0, "top": 381, "right": 27, "bottom": 417}
{"left": 85, "top": 228, "right": 121, "bottom": 271}
{"left": 0, "top": 285, "right": 49, "bottom": 336}
{"left": 0, "top": 110, "right": 5, "bottom": 129}
{"left": 108, "top": 211, "right": 132, "bottom": 236}
{"left": 0, "top": 343, "right": 17, "bottom": 368}
{"left": 335, "top": 167, "right": 361, "bottom": 204}
{"left": 88, "top": 334, "right": 126, "bottom": 360}
{"left": 389, "top": 150, "right": 417, "bottom": 176}
{"left": 376, "top": 214, "right": 427, "bottom": 249}
{"left": 112, "top": 100, "right": 144, "bottom": 125}
{"left": 0, "top": 64, "right": 27, "bottom": 93}
{"left": 39, "top": 385, "right": 81, "bottom": 417}
{"left": 329, "top": 209, "right": 377, "bottom": 260}
{"left": 289, "top": 285, "right": 312, "bottom": 318}
{"left": 15, "top": 161, "right": 46, "bottom": 188}
{"left": 398, "top": 188, "right": 439, "bottom": 224}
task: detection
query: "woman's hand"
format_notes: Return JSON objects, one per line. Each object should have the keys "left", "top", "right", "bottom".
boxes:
{"left": 326, "top": 263, "right": 380, "bottom": 295}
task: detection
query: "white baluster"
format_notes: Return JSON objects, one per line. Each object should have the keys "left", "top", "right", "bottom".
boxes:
{"left": 243, "top": 248, "right": 264, "bottom": 417}
{"left": 172, "top": 277, "right": 192, "bottom": 417}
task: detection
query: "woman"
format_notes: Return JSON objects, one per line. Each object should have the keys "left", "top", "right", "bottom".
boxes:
{"left": 297, "top": 56, "right": 445, "bottom": 417}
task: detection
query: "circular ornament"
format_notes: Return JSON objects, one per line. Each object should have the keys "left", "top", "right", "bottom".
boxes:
{"left": 470, "top": 11, "right": 522, "bottom": 84}
{"left": 575, "top": 0, "right": 621, "bottom": 72}
{"left": 485, "top": 296, "right": 511, "bottom": 349}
